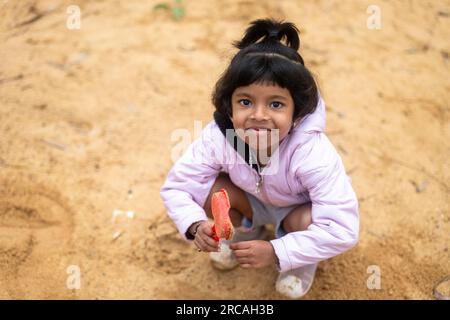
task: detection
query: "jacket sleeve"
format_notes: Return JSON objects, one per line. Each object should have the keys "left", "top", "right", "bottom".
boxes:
{"left": 160, "top": 122, "right": 223, "bottom": 241}
{"left": 270, "top": 132, "right": 359, "bottom": 272}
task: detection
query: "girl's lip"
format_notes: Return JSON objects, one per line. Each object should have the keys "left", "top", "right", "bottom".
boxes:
{"left": 246, "top": 127, "right": 272, "bottom": 131}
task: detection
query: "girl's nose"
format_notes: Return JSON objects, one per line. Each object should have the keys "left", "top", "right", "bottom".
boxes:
{"left": 250, "top": 104, "right": 269, "bottom": 121}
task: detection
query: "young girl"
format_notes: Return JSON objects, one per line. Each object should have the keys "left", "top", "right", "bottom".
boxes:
{"left": 160, "top": 19, "right": 359, "bottom": 299}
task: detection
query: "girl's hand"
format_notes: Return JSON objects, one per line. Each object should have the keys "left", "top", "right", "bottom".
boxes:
{"left": 194, "top": 221, "right": 220, "bottom": 252}
{"left": 229, "top": 240, "right": 277, "bottom": 268}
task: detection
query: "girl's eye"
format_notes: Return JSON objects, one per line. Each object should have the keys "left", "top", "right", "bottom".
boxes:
{"left": 239, "top": 99, "right": 252, "bottom": 107}
{"left": 270, "top": 101, "right": 283, "bottom": 109}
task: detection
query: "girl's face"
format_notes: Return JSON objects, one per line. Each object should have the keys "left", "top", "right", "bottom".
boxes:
{"left": 230, "top": 82, "right": 294, "bottom": 155}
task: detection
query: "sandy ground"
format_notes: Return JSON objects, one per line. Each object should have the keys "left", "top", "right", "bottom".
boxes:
{"left": 0, "top": 0, "right": 449, "bottom": 299}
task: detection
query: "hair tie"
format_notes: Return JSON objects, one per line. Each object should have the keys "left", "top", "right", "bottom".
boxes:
{"left": 267, "top": 30, "right": 279, "bottom": 41}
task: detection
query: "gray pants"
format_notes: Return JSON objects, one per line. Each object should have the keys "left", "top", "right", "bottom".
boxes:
{"left": 244, "top": 192, "right": 300, "bottom": 239}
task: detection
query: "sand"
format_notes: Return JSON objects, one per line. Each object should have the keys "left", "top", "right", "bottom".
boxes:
{"left": 0, "top": 0, "right": 449, "bottom": 299}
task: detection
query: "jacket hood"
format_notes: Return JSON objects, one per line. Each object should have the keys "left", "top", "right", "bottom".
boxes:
{"left": 293, "top": 95, "right": 326, "bottom": 134}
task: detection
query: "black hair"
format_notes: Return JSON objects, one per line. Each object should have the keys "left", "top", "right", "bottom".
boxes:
{"left": 212, "top": 18, "right": 318, "bottom": 122}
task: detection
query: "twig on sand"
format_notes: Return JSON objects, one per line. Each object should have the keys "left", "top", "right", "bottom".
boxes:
{"left": 0, "top": 74, "right": 24, "bottom": 85}
{"left": 47, "top": 51, "right": 90, "bottom": 71}
{"left": 14, "top": 5, "right": 58, "bottom": 28}
{"left": 337, "top": 144, "right": 348, "bottom": 155}
{"left": 40, "top": 139, "right": 67, "bottom": 151}
{"left": 347, "top": 166, "right": 358, "bottom": 175}
{"left": 367, "top": 230, "right": 385, "bottom": 240}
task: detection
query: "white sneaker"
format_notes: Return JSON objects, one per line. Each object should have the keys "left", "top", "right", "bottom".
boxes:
{"left": 209, "top": 224, "right": 267, "bottom": 271}
{"left": 275, "top": 263, "right": 318, "bottom": 299}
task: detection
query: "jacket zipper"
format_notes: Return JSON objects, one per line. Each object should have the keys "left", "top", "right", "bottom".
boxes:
{"left": 249, "top": 152, "right": 261, "bottom": 192}
{"left": 249, "top": 151, "right": 271, "bottom": 205}
{"left": 248, "top": 135, "right": 289, "bottom": 205}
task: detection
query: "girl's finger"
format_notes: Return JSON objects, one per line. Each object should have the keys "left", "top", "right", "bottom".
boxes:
{"left": 197, "top": 234, "right": 218, "bottom": 252}
{"left": 193, "top": 238, "right": 203, "bottom": 251}
{"left": 197, "top": 227, "right": 219, "bottom": 249}
{"left": 236, "top": 254, "right": 251, "bottom": 261}
{"left": 203, "top": 234, "right": 220, "bottom": 248}
{"left": 204, "top": 227, "right": 215, "bottom": 237}
{"left": 199, "top": 222, "right": 214, "bottom": 237}
{"left": 233, "top": 249, "right": 250, "bottom": 258}
{"left": 195, "top": 234, "right": 208, "bottom": 250}
{"left": 203, "top": 237, "right": 219, "bottom": 251}
{"left": 230, "top": 241, "right": 252, "bottom": 250}
{"left": 236, "top": 258, "right": 252, "bottom": 265}
{"left": 240, "top": 263, "right": 252, "bottom": 269}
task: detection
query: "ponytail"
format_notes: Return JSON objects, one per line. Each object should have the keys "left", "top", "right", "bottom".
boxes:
{"left": 233, "top": 19, "right": 300, "bottom": 51}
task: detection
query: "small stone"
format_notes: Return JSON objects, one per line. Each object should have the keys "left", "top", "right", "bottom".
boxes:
{"left": 410, "top": 180, "right": 428, "bottom": 193}
{"left": 112, "top": 230, "right": 123, "bottom": 241}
